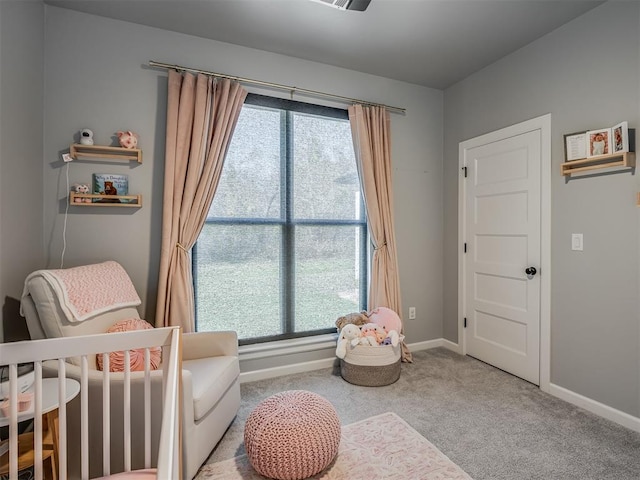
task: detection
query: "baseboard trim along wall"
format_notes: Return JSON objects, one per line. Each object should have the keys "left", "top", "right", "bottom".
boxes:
{"left": 548, "top": 383, "right": 640, "bottom": 433}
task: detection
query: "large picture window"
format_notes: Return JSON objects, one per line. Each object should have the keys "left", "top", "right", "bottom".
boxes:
{"left": 193, "top": 94, "right": 367, "bottom": 344}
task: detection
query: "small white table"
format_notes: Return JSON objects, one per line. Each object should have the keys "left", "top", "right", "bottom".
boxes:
{"left": 0, "top": 378, "right": 80, "bottom": 479}
{"left": 0, "top": 378, "right": 80, "bottom": 428}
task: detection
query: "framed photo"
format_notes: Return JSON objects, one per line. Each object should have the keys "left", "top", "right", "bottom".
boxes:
{"left": 612, "top": 121, "right": 629, "bottom": 154}
{"left": 586, "top": 128, "right": 612, "bottom": 157}
{"left": 564, "top": 131, "right": 587, "bottom": 161}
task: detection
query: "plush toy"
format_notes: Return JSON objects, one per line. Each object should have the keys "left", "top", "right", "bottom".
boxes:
{"left": 353, "top": 334, "right": 378, "bottom": 347}
{"left": 72, "top": 184, "right": 92, "bottom": 203}
{"left": 383, "top": 330, "right": 400, "bottom": 347}
{"left": 79, "top": 128, "right": 94, "bottom": 145}
{"left": 117, "top": 130, "right": 139, "bottom": 149}
{"left": 360, "top": 323, "right": 386, "bottom": 345}
{"left": 369, "top": 307, "right": 402, "bottom": 335}
{"left": 335, "top": 311, "right": 369, "bottom": 332}
{"left": 336, "top": 324, "right": 361, "bottom": 359}
{"left": 369, "top": 306, "right": 402, "bottom": 347}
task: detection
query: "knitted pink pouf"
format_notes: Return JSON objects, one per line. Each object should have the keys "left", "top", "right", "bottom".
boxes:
{"left": 244, "top": 390, "right": 341, "bottom": 480}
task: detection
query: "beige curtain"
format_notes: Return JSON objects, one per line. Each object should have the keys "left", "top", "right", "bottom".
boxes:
{"left": 156, "top": 70, "right": 247, "bottom": 331}
{"left": 348, "top": 104, "right": 412, "bottom": 362}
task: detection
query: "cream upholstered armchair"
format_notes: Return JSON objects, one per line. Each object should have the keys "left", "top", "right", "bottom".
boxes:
{"left": 20, "top": 261, "right": 240, "bottom": 480}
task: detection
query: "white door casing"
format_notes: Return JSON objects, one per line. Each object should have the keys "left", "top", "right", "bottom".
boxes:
{"left": 458, "top": 115, "right": 551, "bottom": 389}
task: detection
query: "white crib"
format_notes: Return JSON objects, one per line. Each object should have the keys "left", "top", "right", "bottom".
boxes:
{"left": 0, "top": 327, "right": 182, "bottom": 480}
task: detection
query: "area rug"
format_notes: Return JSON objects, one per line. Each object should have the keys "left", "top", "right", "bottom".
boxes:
{"left": 195, "top": 412, "right": 473, "bottom": 479}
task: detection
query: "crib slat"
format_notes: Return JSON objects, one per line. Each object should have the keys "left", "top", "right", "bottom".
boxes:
{"left": 102, "top": 353, "right": 111, "bottom": 476}
{"left": 144, "top": 347, "right": 151, "bottom": 469}
{"left": 124, "top": 350, "right": 131, "bottom": 472}
{"left": 8, "top": 364, "right": 18, "bottom": 480}
{"left": 32, "top": 363, "right": 43, "bottom": 480}
{"left": 58, "top": 360, "right": 67, "bottom": 480}
{"left": 81, "top": 355, "right": 89, "bottom": 480}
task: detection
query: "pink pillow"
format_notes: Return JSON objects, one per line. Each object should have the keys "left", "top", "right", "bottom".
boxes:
{"left": 369, "top": 306, "right": 403, "bottom": 334}
{"left": 97, "top": 318, "right": 161, "bottom": 372}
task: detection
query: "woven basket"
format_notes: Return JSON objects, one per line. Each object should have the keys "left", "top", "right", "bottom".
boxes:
{"left": 340, "top": 341, "right": 402, "bottom": 387}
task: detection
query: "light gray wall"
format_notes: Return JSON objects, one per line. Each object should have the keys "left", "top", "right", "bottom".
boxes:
{"left": 444, "top": 1, "right": 640, "bottom": 417}
{"left": 42, "top": 6, "right": 443, "bottom": 367}
{"left": 0, "top": 0, "right": 44, "bottom": 342}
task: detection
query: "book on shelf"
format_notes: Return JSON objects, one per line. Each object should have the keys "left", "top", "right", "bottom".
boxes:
{"left": 92, "top": 173, "right": 129, "bottom": 203}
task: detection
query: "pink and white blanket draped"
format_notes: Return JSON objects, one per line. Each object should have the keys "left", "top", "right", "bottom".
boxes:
{"left": 23, "top": 261, "right": 141, "bottom": 322}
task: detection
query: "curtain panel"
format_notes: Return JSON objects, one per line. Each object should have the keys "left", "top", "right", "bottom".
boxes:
{"left": 156, "top": 70, "right": 247, "bottom": 331}
{"left": 348, "top": 104, "right": 412, "bottom": 362}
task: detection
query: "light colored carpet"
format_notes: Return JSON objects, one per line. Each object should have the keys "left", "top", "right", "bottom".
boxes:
{"left": 201, "top": 348, "right": 640, "bottom": 480}
{"left": 195, "top": 411, "right": 472, "bottom": 480}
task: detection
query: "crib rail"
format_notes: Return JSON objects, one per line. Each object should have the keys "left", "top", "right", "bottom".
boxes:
{"left": 0, "top": 327, "right": 182, "bottom": 480}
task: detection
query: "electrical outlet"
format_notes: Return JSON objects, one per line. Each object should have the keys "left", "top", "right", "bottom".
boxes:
{"left": 62, "top": 153, "right": 73, "bottom": 163}
{"left": 408, "top": 307, "right": 416, "bottom": 320}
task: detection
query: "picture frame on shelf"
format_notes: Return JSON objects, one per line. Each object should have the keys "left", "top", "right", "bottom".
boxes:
{"left": 564, "top": 131, "right": 587, "bottom": 161}
{"left": 586, "top": 128, "right": 612, "bottom": 157}
{"left": 612, "top": 121, "right": 629, "bottom": 154}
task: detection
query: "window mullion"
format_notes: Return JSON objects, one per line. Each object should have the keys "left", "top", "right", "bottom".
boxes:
{"left": 282, "top": 110, "right": 295, "bottom": 335}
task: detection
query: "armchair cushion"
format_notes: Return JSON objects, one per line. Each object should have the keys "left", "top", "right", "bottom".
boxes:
{"left": 184, "top": 356, "right": 240, "bottom": 422}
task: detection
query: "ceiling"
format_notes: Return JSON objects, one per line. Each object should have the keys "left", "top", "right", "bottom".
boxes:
{"left": 44, "top": 0, "right": 604, "bottom": 90}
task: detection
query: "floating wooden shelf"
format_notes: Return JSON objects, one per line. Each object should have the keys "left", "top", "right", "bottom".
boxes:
{"left": 70, "top": 144, "right": 142, "bottom": 163}
{"left": 70, "top": 192, "right": 142, "bottom": 208}
{"left": 561, "top": 152, "right": 635, "bottom": 176}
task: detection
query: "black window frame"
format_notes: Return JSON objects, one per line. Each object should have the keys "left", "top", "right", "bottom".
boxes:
{"left": 193, "top": 93, "right": 368, "bottom": 345}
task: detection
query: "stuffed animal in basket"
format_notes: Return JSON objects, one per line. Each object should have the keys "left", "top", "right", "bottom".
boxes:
{"left": 359, "top": 323, "right": 387, "bottom": 345}
{"left": 335, "top": 310, "right": 369, "bottom": 332}
{"left": 369, "top": 307, "right": 402, "bottom": 347}
{"left": 336, "top": 324, "right": 361, "bottom": 359}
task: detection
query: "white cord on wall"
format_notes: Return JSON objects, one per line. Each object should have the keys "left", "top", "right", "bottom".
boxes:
{"left": 61, "top": 161, "right": 70, "bottom": 268}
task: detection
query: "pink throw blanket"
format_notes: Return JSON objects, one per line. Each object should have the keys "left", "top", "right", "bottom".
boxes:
{"left": 23, "top": 261, "right": 141, "bottom": 322}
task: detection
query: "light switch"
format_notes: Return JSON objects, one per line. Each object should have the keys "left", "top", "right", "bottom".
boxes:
{"left": 571, "top": 233, "right": 583, "bottom": 251}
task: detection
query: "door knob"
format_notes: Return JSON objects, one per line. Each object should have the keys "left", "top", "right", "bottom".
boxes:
{"left": 525, "top": 267, "right": 537, "bottom": 276}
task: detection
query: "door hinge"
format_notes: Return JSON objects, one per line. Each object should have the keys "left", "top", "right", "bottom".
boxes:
{"left": 462, "top": 166, "right": 468, "bottom": 178}
{"left": 464, "top": 317, "right": 467, "bottom": 328}
{"left": 464, "top": 242, "right": 467, "bottom": 253}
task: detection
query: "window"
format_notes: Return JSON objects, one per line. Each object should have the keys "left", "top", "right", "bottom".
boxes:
{"left": 193, "top": 94, "right": 367, "bottom": 344}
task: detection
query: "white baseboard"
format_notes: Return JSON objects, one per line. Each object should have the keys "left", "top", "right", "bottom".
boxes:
{"left": 405, "top": 338, "right": 445, "bottom": 351}
{"left": 548, "top": 383, "right": 640, "bottom": 433}
{"left": 441, "top": 338, "right": 462, "bottom": 354}
{"left": 239, "top": 338, "right": 456, "bottom": 384}
{"left": 406, "top": 338, "right": 461, "bottom": 354}
{"left": 240, "top": 357, "right": 337, "bottom": 384}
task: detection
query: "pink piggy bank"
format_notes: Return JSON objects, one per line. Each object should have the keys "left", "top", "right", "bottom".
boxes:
{"left": 117, "top": 130, "right": 139, "bottom": 149}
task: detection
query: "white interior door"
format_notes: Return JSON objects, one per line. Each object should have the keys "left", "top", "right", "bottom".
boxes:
{"left": 460, "top": 127, "right": 542, "bottom": 385}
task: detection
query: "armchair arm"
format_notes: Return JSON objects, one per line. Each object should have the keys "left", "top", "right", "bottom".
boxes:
{"left": 182, "top": 331, "right": 238, "bottom": 360}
